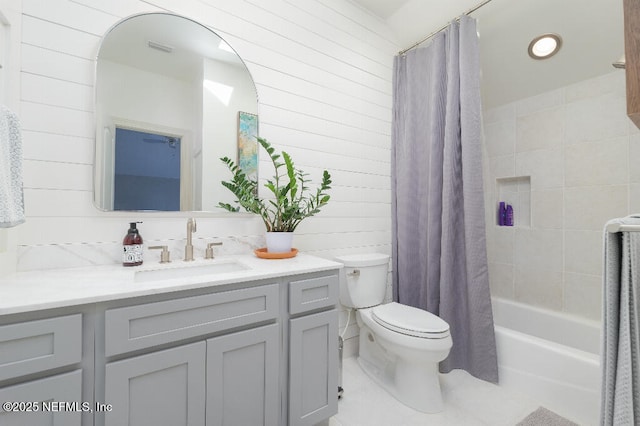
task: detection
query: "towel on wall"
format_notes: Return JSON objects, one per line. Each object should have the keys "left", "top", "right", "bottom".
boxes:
{"left": 0, "top": 104, "right": 25, "bottom": 228}
{"left": 601, "top": 216, "right": 640, "bottom": 425}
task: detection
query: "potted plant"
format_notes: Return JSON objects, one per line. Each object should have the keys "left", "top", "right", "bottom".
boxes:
{"left": 219, "top": 137, "right": 332, "bottom": 253}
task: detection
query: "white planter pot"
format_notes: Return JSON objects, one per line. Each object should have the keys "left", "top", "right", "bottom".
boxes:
{"left": 265, "top": 232, "right": 294, "bottom": 253}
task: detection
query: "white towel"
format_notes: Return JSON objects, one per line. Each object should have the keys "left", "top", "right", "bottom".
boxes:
{"left": 0, "top": 105, "right": 24, "bottom": 227}
{"left": 601, "top": 216, "right": 640, "bottom": 425}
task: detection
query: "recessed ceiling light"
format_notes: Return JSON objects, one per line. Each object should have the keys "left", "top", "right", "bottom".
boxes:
{"left": 528, "top": 34, "right": 562, "bottom": 60}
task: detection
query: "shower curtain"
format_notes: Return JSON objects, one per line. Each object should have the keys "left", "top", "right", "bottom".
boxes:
{"left": 601, "top": 216, "right": 640, "bottom": 425}
{"left": 391, "top": 15, "right": 498, "bottom": 383}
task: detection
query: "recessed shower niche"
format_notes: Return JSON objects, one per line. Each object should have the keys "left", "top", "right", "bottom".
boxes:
{"left": 495, "top": 176, "right": 531, "bottom": 228}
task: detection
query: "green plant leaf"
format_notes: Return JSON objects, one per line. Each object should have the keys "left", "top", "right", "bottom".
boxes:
{"left": 219, "top": 136, "right": 332, "bottom": 233}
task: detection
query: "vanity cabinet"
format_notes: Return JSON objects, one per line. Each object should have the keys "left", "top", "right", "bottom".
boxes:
{"left": 0, "top": 264, "right": 340, "bottom": 426}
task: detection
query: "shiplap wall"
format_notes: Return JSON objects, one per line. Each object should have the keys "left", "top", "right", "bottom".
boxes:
{"left": 10, "top": 0, "right": 398, "bottom": 353}
{"left": 0, "top": 0, "right": 22, "bottom": 273}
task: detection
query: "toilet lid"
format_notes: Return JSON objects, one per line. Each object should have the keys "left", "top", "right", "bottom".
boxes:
{"left": 371, "top": 302, "right": 450, "bottom": 338}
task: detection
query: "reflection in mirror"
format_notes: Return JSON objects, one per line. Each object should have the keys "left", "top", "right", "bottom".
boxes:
{"left": 114, "top": 128, "right": 181, "bottom": 210}
{"left": 94, "top": 13, "right": 258, "bottom": 212}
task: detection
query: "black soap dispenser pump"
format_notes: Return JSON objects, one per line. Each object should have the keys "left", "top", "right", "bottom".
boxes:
{"left": 123, "top": 222, "right": 143, "bottom": 266}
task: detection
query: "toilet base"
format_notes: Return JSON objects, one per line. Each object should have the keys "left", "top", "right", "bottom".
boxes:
{"left": 357, "top": 356, "right": 445, "bottom": 413}
{"left": 357, "top": 324, "right": 446, "bottom": 413}
{"left": 395, "top": 359, "right": 444, "bottom": 413}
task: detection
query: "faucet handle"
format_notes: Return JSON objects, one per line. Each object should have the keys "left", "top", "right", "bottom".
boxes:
{"left": 149, "top": 245, "right": 171, "bottom": 263}
{"left": 205, "top": 242, "right": 223, "bottom": 259}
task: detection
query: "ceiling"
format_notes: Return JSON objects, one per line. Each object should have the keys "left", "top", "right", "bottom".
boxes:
{"left": 352, "top": 0, "right": 624, "bottom": 108}
{"left": 350, "top": 0, "right": 409, "bottom": 19}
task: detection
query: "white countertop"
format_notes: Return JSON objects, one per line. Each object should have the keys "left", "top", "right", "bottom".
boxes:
{"left": 0, "top": 254, "right": 343, "bottom": 315}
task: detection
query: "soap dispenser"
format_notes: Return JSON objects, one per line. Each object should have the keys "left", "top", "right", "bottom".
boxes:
{"left": 123, "top": 222, "right": 143, "bottom": 266}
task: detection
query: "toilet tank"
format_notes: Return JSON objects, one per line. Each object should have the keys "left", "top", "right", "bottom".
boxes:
{"left": 335, "top": 253, "right": 390, "bottom": 308}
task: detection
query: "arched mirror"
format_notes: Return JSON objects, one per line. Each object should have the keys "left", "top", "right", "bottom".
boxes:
{"left": 94, "top": 13, "right": 258, "bottom": 212}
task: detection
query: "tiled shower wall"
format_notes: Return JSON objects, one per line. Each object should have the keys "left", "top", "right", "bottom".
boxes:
{"left": 483, "top": 70, "right": 637, "bottom": 321}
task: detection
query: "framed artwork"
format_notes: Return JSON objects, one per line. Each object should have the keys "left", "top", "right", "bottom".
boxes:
{"left": 237, "top": 111, "right": 259, "bottom": 182}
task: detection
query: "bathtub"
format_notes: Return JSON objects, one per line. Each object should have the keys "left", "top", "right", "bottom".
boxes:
{"left": 492, "top": 297, "right": 601, "bottom": 425}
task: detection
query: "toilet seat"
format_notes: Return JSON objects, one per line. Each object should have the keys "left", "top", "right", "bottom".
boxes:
{"left": 371, "top": 302, "right": 450, "bottom": 339}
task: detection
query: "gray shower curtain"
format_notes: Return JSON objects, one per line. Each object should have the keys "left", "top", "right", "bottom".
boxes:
{"left": 391, "top": 15, "right": 498, "bottom": 383}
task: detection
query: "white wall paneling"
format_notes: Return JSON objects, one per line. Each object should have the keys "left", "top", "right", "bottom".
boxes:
{"left": 9, "top": 0, "right": 397, "bottom": 296}
{"left": 0, "top": 0, "right": 22, "bottom": 274}
{"left": 21, "top": 131, "right": 93, "bottom": 164}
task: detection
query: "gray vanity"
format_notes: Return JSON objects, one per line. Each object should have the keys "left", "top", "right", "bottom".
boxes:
{"left": 0, "top": 254, "right": 341, "bottom": 426}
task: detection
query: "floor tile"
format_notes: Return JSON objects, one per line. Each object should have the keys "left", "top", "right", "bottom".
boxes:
{"left": 333, "top": 357, "right": 539, "bottom": 426}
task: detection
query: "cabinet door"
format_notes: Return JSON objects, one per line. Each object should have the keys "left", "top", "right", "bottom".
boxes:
{"left": 104, "top": 342, "right": 206, "bottom": 426}
{"left": 206, "top": 324, "right": 279, "bottom": 426}
{"left": 289, "top": 309, "right": 338, "bottom": 426}
{"left": 0, "top": 370, "right": 82, "bottom": 426}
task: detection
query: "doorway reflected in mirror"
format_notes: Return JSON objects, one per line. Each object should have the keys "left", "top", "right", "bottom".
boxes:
{"left": 114, "top": 128, "right": 181, "bottom": 211}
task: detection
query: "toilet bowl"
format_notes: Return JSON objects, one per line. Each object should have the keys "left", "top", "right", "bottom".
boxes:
{"left": 335, "top": 253, "right": 453, "bottom": 413}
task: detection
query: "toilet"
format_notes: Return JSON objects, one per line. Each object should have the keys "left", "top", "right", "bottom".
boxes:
{"left": 335, "top": 253, "right": 452, "bottom": 413}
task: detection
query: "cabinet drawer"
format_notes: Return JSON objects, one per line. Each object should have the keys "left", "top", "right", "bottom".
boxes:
{"left": 105, "top": 283, "right": 279, "bottom": 356}
{"left": 289, "top": 275, "right": 338, "bottom": 315}
{"left": 0, "top": 370, "right": 82, "bottom": 426}
{"left": 0, "top": 314, "right": 82, "bottom": 381}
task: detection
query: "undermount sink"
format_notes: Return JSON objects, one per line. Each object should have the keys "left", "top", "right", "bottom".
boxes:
{"left": 134, "top": 260, "right": 249, "bottom": 283}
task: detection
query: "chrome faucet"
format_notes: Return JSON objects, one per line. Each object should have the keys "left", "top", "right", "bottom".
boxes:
{"left": 184, "top": 218, "right": 197, "bottom": 261}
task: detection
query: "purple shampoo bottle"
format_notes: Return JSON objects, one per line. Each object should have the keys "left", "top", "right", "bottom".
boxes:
{"left": 505, "top": 204, "right": 514, "bottom": 226}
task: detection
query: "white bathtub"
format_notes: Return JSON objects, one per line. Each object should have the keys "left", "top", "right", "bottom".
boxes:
{"left": 492, "top": 297, "right": 601, "bottom": 425}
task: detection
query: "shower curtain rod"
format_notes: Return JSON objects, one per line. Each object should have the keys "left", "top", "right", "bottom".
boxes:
{"left": 398, "top": 0, "right": 495, "bottom": 56}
